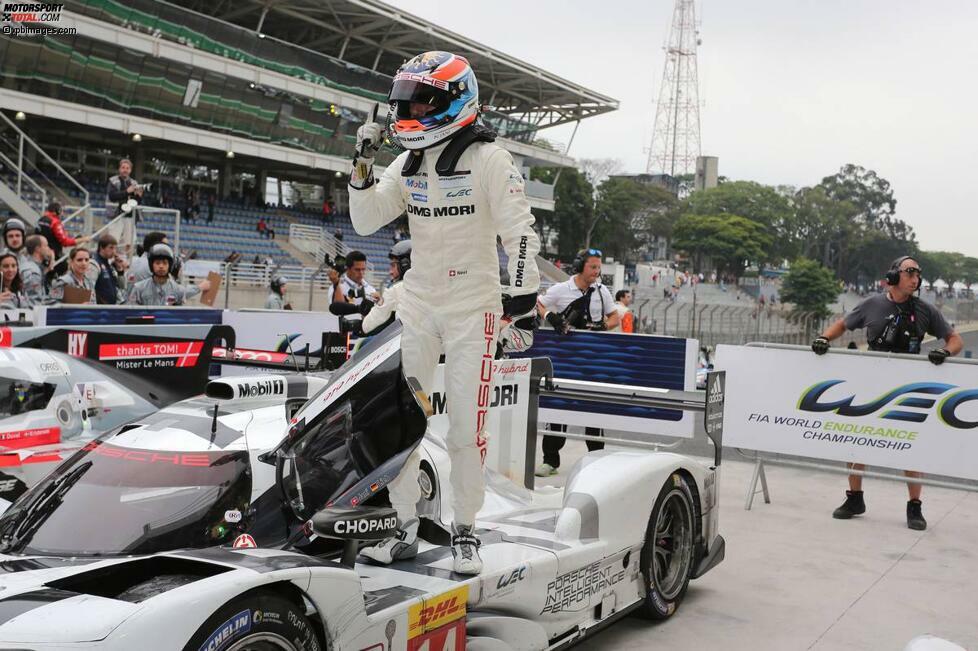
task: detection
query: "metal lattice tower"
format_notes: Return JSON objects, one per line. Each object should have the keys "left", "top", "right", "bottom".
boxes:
{"left": 646, "top": 0, "right": 702, "bottom": 177}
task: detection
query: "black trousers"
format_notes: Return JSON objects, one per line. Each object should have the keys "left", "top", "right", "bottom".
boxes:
{"left": 542, "top": 423, "right": 604, "bottom": 468}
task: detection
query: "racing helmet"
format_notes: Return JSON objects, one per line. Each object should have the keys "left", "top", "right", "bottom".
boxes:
{"left": 2, "top": 218, "right": 26, "bottom": 239}
{"left": 389, "top": 51, "right": 479, "bottom": 150}
{"left": 498, "top": 308, "right": 540, "bottom": 356}
{"left": 388, "top": 239, "right": 412, "bottom": 279}
{"left": 147, "top": 242, "right": 174, "bottom": 272}
{"left": 271, "top": 275, "right": 288, "bottom": 294}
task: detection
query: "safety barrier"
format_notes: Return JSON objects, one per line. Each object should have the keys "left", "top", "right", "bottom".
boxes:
{"left": 716, "top": 342, "right": 978, "bottom": 509}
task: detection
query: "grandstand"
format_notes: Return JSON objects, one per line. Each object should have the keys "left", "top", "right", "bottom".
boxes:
{"left": 0, "top": 0, "right": 617, "bottom": 284}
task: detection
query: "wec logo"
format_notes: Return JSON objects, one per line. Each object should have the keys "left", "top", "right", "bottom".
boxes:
{"left": 798, "top": 380, "right": 978, "bottom": 429}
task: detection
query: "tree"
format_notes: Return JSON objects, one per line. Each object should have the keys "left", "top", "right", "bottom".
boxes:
{"left": 686, "top": 181, "right": 792, "bottom": 265}
{"left": 550, "top": 167, "right": 594, "bottom": 261}
{"left": 590, "top": 177, "right": 678, "bottom": 262}
{"left": 672, "top": 214, "right": 772, "bottom": 277}
{"left": 578, "top": 158, "right": 623, "bottom": 248}
{"left": 780, "top": 258, "right": 840, "bottom": 319}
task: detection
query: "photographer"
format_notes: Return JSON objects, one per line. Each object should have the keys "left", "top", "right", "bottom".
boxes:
{"left": 106, "top": 158, "right": 142, "bottom": 254}
{"left": 93, "top": 234, "right": 128, "bottom": 305}
{"left": 534, "top": 248, "right": 619, "bottom": 477}
{"left": 812, "top": 255, "right": 963, "bottom": 530}
{"left": 332, "top": 250, "right": 378, "bottom": 307}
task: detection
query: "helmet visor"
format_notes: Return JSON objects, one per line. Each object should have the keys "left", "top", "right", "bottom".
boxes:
{"left": 390, "top": 75, "right": 452, "bottom": 119}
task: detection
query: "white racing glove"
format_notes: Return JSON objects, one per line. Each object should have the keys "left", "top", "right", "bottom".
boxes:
{"left": 350, "top": 121, "right": 384, "bottom": 189}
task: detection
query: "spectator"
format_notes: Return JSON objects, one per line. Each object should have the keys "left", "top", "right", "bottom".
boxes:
{"left": 610, "top": 289, "right": 634, "bottom": 333}
{"left": 128, "top": 231, "right": 168, "bottom": 285}
{"left": 2, "top": 218, "right": 26, "bottom": 256}
{"left": 207, "top": 194, "right": 215, "bottom": 223}
{"left": 106, "top": 158, "right": 142, "bottom": 254}
{"left": 321, "top": 198, "right": 332, "bottom": 224}
{"left": 265, "top": 218, "right": 275, "bottom": 240}
{"left": 333, "top": 228, "right": 344, "bottom": 242}
{"left": 36, "top": 202, "right": 90, "bottom": 274}
{"left": 20, "top": 235, "right": 53, "bottom": 305}
{"left": 0, "top": 250, "right": 30, "bottom": 308}
{"left": 50, "top": 247, "right": 96, "bottom": 304}
{"left": 812, "top": 255, "right": 964, "bottom": 530}
{"left": 257, "top": 217, "right": 268, "bottom": 238}
{"left": 93, "top": 234, "right": 128, "bottom": 305}
{"left": 127, "top": 243, "right": 210, "bottom": 306}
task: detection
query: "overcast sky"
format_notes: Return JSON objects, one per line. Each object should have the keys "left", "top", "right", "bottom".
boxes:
{"left": 387, "top": 0, "right": 978, "bottom": 257}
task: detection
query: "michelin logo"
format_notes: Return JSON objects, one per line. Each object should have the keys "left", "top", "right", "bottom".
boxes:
{"left": 199, "top": 610, "right": 251, "bottom": 651}
{"left": 236, "top": 378, "right": 285, "bottom": 399}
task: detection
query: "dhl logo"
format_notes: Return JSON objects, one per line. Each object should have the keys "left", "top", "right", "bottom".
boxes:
{"left": 408, "top": 585, "right": 468, "bottom": 637}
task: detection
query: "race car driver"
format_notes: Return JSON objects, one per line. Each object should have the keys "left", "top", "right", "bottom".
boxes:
{"left": 126, "top": 243, "right": 210, "bottom": 306}
{"left": 349, "top": 51, "right": 540, "bottom": 575}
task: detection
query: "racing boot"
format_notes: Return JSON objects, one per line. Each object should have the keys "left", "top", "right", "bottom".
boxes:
{"left": 359, "top": 518, "right": 419, "bottom": 564}
{"left": 832, "top": 490, "right": 865, "bottom": 519}
{"left": 451, "top": 523, "right": 483, "bottom": 575}
{"left": 907, "top": 499, "right": 927, "bottom": 531}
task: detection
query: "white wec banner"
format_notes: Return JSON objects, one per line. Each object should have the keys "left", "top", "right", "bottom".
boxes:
{"left": 716, "top": 344, "right": 978, "bottom": 481}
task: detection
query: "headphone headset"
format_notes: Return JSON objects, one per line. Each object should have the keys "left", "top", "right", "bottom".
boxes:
{"left": 885, "top": 255, "right": 914, "bottom": 286}
{"left": 572, "top": 248, "right": 602, "bottom": 275}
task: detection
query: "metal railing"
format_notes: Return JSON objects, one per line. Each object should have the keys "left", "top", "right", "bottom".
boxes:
{"left": 287, "top": 222, "right": 380, "bottom": 285}
{"left": 0, "top": 110, "right": 89, "bottom": 224}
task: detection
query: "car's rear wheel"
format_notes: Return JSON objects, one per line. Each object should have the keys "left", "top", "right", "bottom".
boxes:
{"left": 637, "top": 473, "right": 697, "bottom": 620}
{"left": 184, "top": 590, "right": 323, "bottom": 651}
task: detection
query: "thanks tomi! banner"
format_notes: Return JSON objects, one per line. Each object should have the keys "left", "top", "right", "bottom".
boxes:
{"left": 716, "top": 345, "right": 978, "bottom": 480}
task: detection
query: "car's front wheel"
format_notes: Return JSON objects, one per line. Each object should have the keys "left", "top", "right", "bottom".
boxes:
{"left": 637, "top": 473, "right": 697, "bottom": 620}
{"left": 184, "top": 589, "right": 322, "bottom": 651}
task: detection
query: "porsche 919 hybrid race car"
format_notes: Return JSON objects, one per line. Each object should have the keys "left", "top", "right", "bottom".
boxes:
{"left": 0, "top": 324, "right": 723, "bottom": 650}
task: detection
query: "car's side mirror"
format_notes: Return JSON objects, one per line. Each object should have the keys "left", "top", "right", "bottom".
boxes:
{"left": 310, "top": 506, "right": 398, "bottom": 567}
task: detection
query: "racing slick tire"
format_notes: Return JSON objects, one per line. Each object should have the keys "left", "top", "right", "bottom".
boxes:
{"left": 637, "top": 472, "right": 697, "bottom": 621}
{"left": 185, "top": 589, "right": 323, "bottom": 651}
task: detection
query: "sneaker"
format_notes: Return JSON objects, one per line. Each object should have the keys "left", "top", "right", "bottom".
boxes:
{"left": 907, "top": 499, "right": 927, "bottom": 531}
{"left": 832, "top": 490, "right": 866, "bottom": 519}
{"left": 535, "top": 462, "right": 558, "bottom": 477}
{"left": 359, "top": 518, "right": 419, "bottom": 564}
{"left": 451, "top": 523, "right": 483, "bottom": 575}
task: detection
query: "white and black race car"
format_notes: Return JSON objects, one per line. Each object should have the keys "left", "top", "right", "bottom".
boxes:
{"left": 0, "top": 324, "right": 723, "bottom": 650}
{"left": 0, "top": 325, "right": 231, "bottom": 503}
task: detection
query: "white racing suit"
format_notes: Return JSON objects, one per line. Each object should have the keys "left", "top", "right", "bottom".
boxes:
{"left": 349, "top": 139, "right": 540, "bottom": 526}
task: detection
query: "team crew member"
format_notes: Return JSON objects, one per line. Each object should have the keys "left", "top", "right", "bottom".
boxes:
{"left": 106, "top": 158, "right": 142, "bottom": 254}
{"left": 20, "top": 235, "right": 53, "bottom": 305}
{"left": 611, "top": 289, "right": 634, "bottom": 333}
{"left": 128, "top": 232, "right": 168, "bottom": 284}
{"left": 93, "top": 234, "right": 128, "bottom": 305}
{"left": 349, "top": 51, "right": 541, "bottom": 574}
{"left": 332, "top": 250, "right": 378, "bottom": 307}
{"left": 50, "top": 247, "right": 96, "bottom": 304}
{"left": 127, "top": 243, "right": 210, "bottom": 306}
{"left": 2, "top": 218, "right": 26, "bottom": 256}
{"left": 265, "top": 275, "right": 292, "bottom": 310}
{"left": 361, "top": 240, "right": 411, "bottom": 335}
{"left": 535, "top": 249, "right": 619, "bottom": 477}
{"left": 0, "top": 250, "right": 30, "bottom": 308}
{"left": 813, "top": 255, "right": 963, "bottom": 530}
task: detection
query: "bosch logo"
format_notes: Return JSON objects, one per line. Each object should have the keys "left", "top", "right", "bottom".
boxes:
{"left": 334, "top": 516, "right": 397, "bottom": 534}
